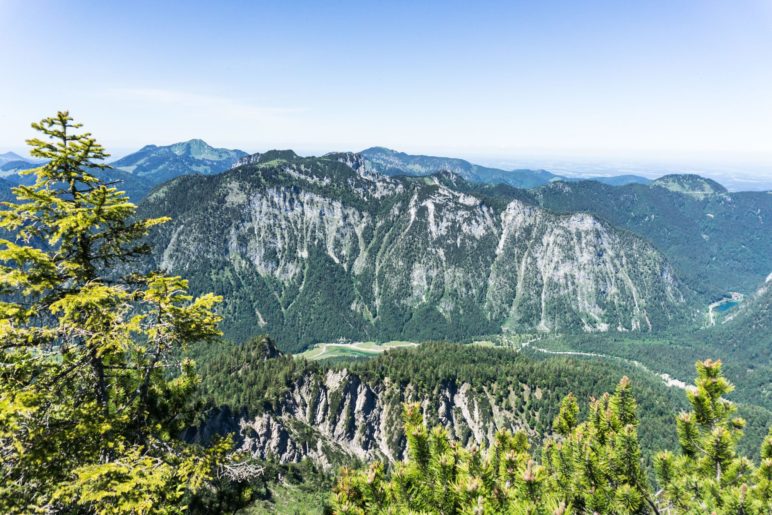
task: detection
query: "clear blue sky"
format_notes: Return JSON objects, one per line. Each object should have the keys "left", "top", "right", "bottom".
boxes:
{"left": 2, "top": 0, "right": 771, "bottom": 184}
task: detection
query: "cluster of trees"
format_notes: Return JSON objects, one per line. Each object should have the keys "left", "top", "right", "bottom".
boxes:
{"left": 333, "top": 359, "right": 772, "bottom": 514}
{"left": 190, "top": 340, "right": 690, "bottom": 467}
{"left": 190, "top": 335, "right": 313, "bottom": 413}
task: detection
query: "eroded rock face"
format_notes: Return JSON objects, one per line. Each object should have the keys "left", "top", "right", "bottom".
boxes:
{"left": 189, "top": 369, "right": 553, "bottom": 469}
{"left": 142, "top": 152, "right": 688, "bottom": 346}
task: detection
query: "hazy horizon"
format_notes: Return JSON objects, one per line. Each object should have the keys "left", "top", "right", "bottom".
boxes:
{"left": 2, "top": 0, "right": 772, "bottom": 189}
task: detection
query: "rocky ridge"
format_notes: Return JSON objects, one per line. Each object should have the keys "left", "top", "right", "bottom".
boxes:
{"left": 190, "top": 366, "right": 552, "bottom": 468}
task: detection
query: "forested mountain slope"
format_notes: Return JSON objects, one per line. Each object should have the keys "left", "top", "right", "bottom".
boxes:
{"left": 112, "top": 138, "right": 246, "bottom": 185}
{"left": 719, "top": 273, "right": 772, "bottom": 340}
{"left": 523, "top": 178, "right": 771, "bottom": 297}
{"left": 532, "top": 274, "right": 772, "bottom": 414}
{"left": 0, "top": 177, "right": 14, "bottom": 202}
{"left": 187, "top": 339, "right": 769, "bottom": 472}
{"left": 138, "top": 152, "right": 689, "bottom": 350}
{"left": 0, "top": 159, "right": 37, "bottom": 175}
{"left": 187, "top": 340, "right": 688, "bottom": 468}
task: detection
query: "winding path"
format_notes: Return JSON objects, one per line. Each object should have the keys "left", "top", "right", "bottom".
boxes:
{"left": 519, "top": 338, "right": 691, "bottom": 390}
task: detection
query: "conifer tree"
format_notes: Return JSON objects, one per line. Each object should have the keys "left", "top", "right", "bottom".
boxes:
{"left": 654, "top": 359, "right": 771, "bottom": 513}
{"left": 0, "top": 112, "right": 224, "bottom": 513}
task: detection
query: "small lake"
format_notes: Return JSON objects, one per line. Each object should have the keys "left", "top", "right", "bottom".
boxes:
{"left": 715, "top": 300, "right": 739, "bottom": 312}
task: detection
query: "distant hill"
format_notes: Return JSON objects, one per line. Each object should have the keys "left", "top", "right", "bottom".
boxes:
{"left": 577, "top": 175, "right": 652, "bottom": 186}
{"left": 361, "top": 147, "right": 668, "bottom": 189}
{"left": 1, "top": 140, "right": 246, "bottom": 203}
{"left": 361, "top": 147, "right": 560, "bottom": 188}
{"left": 0, "top": 162, "right": 155, "bottom": 203}
{"left": 652, "top": 174, "right": 728, "bottom": 198}
{"left": 0, "top": 153, "right": 38, "bottom": 188}
{"left": 0, "top": 151, "right": 30, "bottom": 166}
{"left": 0, "top": 160, "right": 37, "bottom": 173}
{"left": 111, "top": 139, "right": 247, "bottom": 185}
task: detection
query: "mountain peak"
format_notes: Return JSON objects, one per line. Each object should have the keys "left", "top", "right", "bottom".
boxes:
{"left": 169, "top": 138, "right": 214, "bottom": 157}
{"left": 111, "top": 141, "right": 247, "bottom": 185}
{"left": 231, "top": 150, "right": 302, "bottom": 170}
{"left": 361, "top": 146, "right": 400, "bottom": 155}
{"left": 652, "top": 174, "right": 728, "bottom": 198}
{"left": 258, "top": 149, "right": 299, "bottom": 162}
{"left": 0, "top": 151, "right": 29, "bottom": 166}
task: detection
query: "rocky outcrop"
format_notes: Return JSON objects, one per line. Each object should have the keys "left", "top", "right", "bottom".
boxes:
{"left": 188, "top": 368, "right": 550, "bottom": 469}
{"left": 231, "top": 152, "right": 262, "bottom": 169}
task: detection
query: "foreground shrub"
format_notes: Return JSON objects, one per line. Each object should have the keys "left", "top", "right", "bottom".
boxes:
{"left": 332, "top": 359, "right": 771, "bottom": 514}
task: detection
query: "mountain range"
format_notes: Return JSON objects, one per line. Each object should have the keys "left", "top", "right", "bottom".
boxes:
{"left": 0, "top": 140, "right": 246, "bottom": 201}
{"left": 360, "top": 146, "right": 653, "bottom": 188}
{"left": 3, "top": 139, "right": 769, "bottom": 350}
{"left": 111, "top": 138, "right": 246, "bottom": 185}
{"left": 0, "top": 151, "right": 30, "bottom": 166}
{"left": 3, "top": 136, "right": 770, "bottom": 513}
{"left": 0, "top": 141, "right": 659, "bottom": 202}
{"left": 360, "top": 146, "right": 561, "bottom": 188}
{"left": 137, "top": 151, "right": 690, "bottom": 350}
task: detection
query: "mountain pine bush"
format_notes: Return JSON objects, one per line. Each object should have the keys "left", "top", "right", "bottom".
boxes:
{"left": 332, "top": 360, "right": 772, "bottom": 514}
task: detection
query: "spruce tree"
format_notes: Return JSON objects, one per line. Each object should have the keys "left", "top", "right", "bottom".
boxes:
{"left": 0, "top": 112, "right": 224, "bottom": 513}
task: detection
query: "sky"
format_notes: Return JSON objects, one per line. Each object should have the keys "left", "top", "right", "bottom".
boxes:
{"left": 2, "top": 0, "right": 772, "bottom": 187}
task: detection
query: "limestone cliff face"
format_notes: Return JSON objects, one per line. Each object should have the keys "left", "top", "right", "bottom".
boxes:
{"left": 188, "top": 368, "right": 549, "bottom": 469}
{"left": 140, "top": 152, "right": 687, "bottom": 348}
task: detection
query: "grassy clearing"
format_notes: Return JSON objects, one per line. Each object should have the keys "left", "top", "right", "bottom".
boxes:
{"left": 296, "top": 340, "right": 419, "bottom": 361}
{"left": 239, "top": 482, "right": 330, "bottom": 514}
{"left": 469, "top": 340, "right": 496, "bottom": 348}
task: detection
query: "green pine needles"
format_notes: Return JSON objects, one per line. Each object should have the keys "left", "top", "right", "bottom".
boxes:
{"left": 333, "top": 361, "right": 772, "bottom": 514}
{"left": 654, "top": 359, "right": 772, "bottom": 513}
{"left": 0, "top": 112, "right": 225, "bottom": 513}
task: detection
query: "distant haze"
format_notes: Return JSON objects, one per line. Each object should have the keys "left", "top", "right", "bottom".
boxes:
{"left": 1, "top": 0, "right": 771, "bottom": 188}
